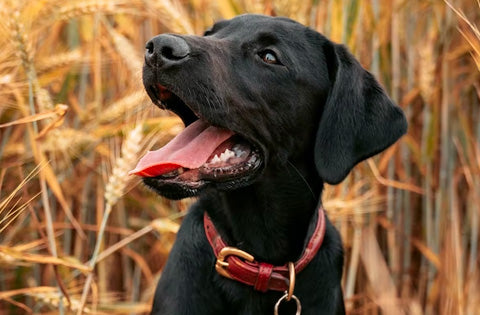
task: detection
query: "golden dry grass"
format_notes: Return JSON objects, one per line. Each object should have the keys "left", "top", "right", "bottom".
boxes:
{"left": 0, "top": 0, "right": 479, "bottom": 314}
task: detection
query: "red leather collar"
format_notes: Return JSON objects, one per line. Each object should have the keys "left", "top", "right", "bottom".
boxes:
{"left": 204, "top": 207, "right": 326, "bottom": 292}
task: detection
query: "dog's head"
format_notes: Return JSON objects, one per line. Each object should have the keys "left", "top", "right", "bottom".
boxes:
{"left": 132, "top": 14, "right": 407, "bottom": 199}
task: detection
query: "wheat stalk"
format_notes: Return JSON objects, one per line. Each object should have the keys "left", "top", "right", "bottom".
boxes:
{"left": 6, "top": 7, "right": 53, "bottom": 123}
{"left": 0, "top": 165, "right": 42, "bottom": 237}
{"left": 29, "top": 291, "right": 92, "bottom": 313}
{"left": 104, "top": 124, "right": 143, "bottom": 206}
{"left": 103, "top": 19, "right": 143, "bottom": 77}
{"left": 78, "top": 124, "right": 144, "bottom": 314}
{"left": 37, "top": 49, "right": 84, "bottom": 73}
{"left": 41, "top": 128, "right": 98, "bottom": 154}
{"left": 145, "top": 0, "right": 194, "bottom": 34}
{"left": 49, "top": 0, "right": 136, "bottom": 22}
{"left": 100, "top": 92, "right": 147, "bottom": 123}
{"left": 418, "top": 34, "right": 436, "bottom": 103}
{"left": 8, "top": 11, "right": 34, "bottom": 73}
{"left": 34, "top": 87, "right": 54, "bottom": 111}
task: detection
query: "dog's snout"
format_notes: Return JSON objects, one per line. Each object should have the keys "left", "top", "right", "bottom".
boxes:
{"left": 145, "top": 35, "right": 190, "bottom": 67}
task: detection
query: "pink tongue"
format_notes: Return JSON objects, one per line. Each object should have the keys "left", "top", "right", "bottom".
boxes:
{"left": 130, "top": 120, "right": 234, "bottom": 177}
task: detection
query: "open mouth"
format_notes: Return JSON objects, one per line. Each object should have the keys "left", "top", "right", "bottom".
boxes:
{"left": 130, "top": 83, "right": 263, "bottom": 197}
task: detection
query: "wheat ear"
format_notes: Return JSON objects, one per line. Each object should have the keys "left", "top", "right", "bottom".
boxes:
{"left": 77, "top": 124, "right": 143, "bottom": 314}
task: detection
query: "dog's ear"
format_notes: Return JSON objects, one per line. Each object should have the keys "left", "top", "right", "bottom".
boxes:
{"left": 315, "top": 42, "right": 407, "bottom": 185}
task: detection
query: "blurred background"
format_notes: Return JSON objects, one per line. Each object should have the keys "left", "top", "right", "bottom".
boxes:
{"left": 0, "top": 0, "right": 479, "bottom": 314}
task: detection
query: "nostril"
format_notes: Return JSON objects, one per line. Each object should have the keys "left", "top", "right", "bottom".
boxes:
{"left": 145, "top": 41, "right": 154, "bottom": 55}
{"left": 161, "top": 46, "right": 186, "bottom": 61}
{"left": 158, "top": 35, "right": 190, "bottom": 61}
{"left": 145, "top": 40, "right": 155, "bottom": 66}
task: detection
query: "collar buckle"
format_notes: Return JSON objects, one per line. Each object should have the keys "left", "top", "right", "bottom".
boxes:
{"left": 215, "top": 246, "right": 255, "bottom": 279}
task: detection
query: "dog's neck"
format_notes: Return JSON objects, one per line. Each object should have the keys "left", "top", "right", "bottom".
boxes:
{"left": 202, "top": 164, "right": 322, "bottom": 265}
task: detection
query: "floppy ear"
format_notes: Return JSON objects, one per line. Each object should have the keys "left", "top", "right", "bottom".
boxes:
{"left": 315, "top": 42, "right": 407, "bottom": 185}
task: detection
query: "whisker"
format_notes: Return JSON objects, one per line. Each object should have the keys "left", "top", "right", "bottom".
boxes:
{"left": 287, "top": 160, "right": 316, "bottom": 200}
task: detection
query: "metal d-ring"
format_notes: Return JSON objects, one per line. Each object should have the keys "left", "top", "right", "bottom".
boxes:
{"left": 274, "top": 292, "right": 302, "bottom": 315}
{"left": 286, "top": 262, "right": 295, "bottom": 301}
{"left": 274, "top": 262, "right": 301, "bottom": 314}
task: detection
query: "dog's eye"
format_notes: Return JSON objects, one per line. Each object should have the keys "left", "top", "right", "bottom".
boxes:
{"left": 258, "top": 50, "right": 281, "bottom": 65}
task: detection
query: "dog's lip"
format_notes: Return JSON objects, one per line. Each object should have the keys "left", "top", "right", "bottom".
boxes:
{"left": 140, "top": 82, "right": 266, "bottom": 190}
{"left": 147, "top": 83, "right": 264, "bottom": 152}
{"left": 148, "top": 83, "right": 202, "bottom": 119}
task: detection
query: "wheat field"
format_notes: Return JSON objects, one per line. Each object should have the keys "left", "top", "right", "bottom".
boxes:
{"left": 0, "top": 0, "right": 479, "bottom": 314}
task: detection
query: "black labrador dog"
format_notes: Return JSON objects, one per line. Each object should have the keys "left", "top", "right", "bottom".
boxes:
{"left": 131, "top": 14, "right": 407, "bottom": 315}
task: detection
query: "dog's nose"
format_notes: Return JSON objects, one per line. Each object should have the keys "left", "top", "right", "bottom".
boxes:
{"left": 145, "top": 34, "right": 190, "bottom": 67}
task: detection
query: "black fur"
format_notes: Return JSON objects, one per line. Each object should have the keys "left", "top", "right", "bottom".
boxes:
{"left": 142, "top": 14, "right": 407, "bottom": 315}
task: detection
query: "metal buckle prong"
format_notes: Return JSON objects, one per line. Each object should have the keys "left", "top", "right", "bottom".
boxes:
{"left": 215, "top": 246, "right": 254, "bottom": 279}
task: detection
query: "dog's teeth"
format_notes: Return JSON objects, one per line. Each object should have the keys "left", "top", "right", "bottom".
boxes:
{"left": 210, "top": 155, "right": 221, "bottom": 164}
{"left": 232, "top": 145, "right": 247, "bottom": 157}
{"left": 207, "top": 149, "right": 237, "bottom": 166}
{"left": 177, "top": 167, "right": 184, "bottom": 174}
{"left": 219, "top": 152, "right": 227, "bottom": 162}
{"left": 219, "top": 149, "right": 235, "bottom": 162}
{"left": 234, "top": 149, "right": 246, "bottom": 157}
